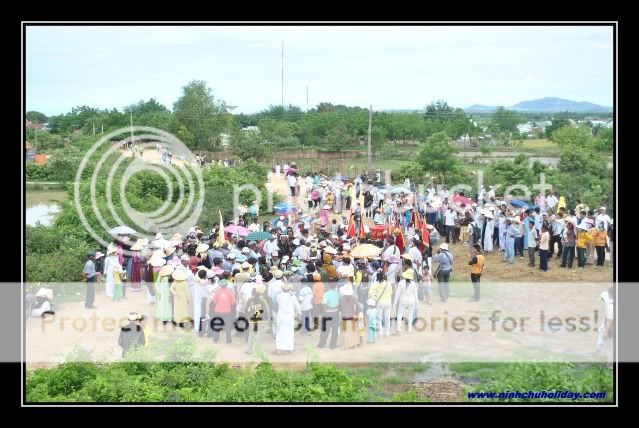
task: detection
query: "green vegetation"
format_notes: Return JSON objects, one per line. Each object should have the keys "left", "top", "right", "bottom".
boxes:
{"left": 454, "top": 362, "right": 613, "bottom": 403}
{"left": 26, "top": 356, "right": 612, "bottom": 403}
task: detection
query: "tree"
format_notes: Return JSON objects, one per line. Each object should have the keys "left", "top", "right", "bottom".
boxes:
{"left": 550, "top": 125, "right": 594, "bottom": 148}
{"left": 490, "top": 107, "right": 525, "bottom": 133}
{"left": 324, "top": 124, "right": 356, "bottom": 151}
{"left": 173, "top": 80, "right": 231, "bottom": 150}
{"left": 228, "top": 128, "right": 270, "bottom": 161}
{"left": 26, "top": 111, "right": 48, "bottom": 124}
{"left": 416, "top": 131, "right": 463, "bottom": 184}
{"left": 544, "top": 118, "right": 570, "bottom": 138}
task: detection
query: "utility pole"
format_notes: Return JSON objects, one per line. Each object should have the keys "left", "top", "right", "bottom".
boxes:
{"left": 92, "top": 122, "right": 95, "bottom": 136}
{"left": 101, "top": 123, "right": 104, "bottom": 135}
{"left": 306, "top": 85, "right": 309, "bottom": 112}
{"left": 281, "top": 41, "right": 284, "bottom": 107}
{"left": 367, "top": 104, "right": 372, "bottom": 174}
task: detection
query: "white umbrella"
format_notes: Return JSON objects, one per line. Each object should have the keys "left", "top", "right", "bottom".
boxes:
{"left": 109, "top": 225, "right": 137, "bottom": 235}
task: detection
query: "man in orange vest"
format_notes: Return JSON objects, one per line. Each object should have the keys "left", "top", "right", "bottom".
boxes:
{"left": 469, "top": 244, "right": 485, "bottom": 301}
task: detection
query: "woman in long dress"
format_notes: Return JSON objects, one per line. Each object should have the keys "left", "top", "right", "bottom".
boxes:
{"left": 130, "top": 250, "right": 142, "bottom": 291}
{"left": 274, "top": 282, "right": 300, "bottom": 355}
{"left": 483, "top": 215, "right": 494, "bottom": 252}
{"left": 154, "top": 266, "right": 173, "bottom": 322}
{"left": 170, "top": 270, "right": 191, "bottom": 325}
{"left": 339, "top": 283, "right": 360, "bottom": 349}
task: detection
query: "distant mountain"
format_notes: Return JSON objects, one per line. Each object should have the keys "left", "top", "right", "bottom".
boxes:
{"left": 465, "top": 97, "right": 612, "bottom": 113}
{"left": 510, "top": 97, "right": 612, "bottom": 113}
{"left": 465, "top": 104, "right": 499, "bottom": 112}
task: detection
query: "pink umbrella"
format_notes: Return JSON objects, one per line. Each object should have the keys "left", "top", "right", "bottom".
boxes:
{"left": 225, "top": 224, "right": 250, "bottom": 237}
{"left": 452, "top": 195, "right": 473, "bottom": 206}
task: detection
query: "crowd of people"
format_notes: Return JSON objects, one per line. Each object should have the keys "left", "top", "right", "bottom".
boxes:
{"left": 80, "top": 168, "right": 613, "bottom": 358}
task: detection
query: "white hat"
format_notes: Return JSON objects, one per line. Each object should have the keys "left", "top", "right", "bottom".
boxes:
{"left": 578, "top": 223, "right": 590, "bottom": 231}
{"left": 128, "top": 312, "right": 141, "bottom": 321}
{"left": 180, "top": 254, "right": 190, "bottom": 261}
{"left": 273, "top": 270, "right": 284, "bottom": 279}
{"left": 154, "top": 232, "right": 164, "bottom": 240}
{"left": 340, "top": 284, "right": 354, "bottom": 296}
{"left": 282, "top": 255, "right": 290, "bottom": 261}
{"left": 227, "top": 253, "right": 236, "bottom": 259}
{"left": 600, "top": 206, "right": 606, "bottom": 211}
{"left": 319, "top": 241, "right": 327, "bottom": 247}
{"left": 94, "top": 251, "right": 104, "bottom": 259}
{"left": 472, "top": 203, "right": 477, "bottom": 207}
{"left": 241, "top": 247, "right": 250, "bottom": 254}
{"left": 292, "top": 239, "right": 300, "bottom": 246}
{"left": 158, "top": 264, "right": 175, "bottom": 277}
{"left": 322, "top": 204, "right": 331, "bottom": 210}
{"left": 271, "top": 251, "right": 279, "bottom": 257}
{"left": 439, "top": 243, "right": 449, "bottom": 251}
{"left": 279, "top": 215, "right": 285, "bottom": 220}
{"left": 242, "top": 261, "right": 250, "bottom": 269}
{"left": 172, "top": 269, "right": 188, "bottom": 281}
{"left": 196, "top": 243, "right": 209, "bottom": 253}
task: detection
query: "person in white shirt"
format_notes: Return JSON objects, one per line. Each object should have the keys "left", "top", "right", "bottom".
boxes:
{"left": 546, "top": 192, "right": 558, "bottom": 214}
{"left": 394, "top": 270, "right": 418, "bottom": 334}
{"left": 486, "top": 186, "right": 495, "bottom": 203}
{"left": 287, "top": 174, "right": 298, "bottom": 197}
{"left": 298, "top": 281, "right": 314, "bottom": 335}
{"left": 596, "top": 287, "right": 614, "bottom": 358}
{"left": 264, "top": 235, "right": 279, "bottom": 261}
{"left": 595, "top": 207, "right": 611, "bottom": 231}
{"left": 444, "top": 208, "right": 458, "bottom": 244}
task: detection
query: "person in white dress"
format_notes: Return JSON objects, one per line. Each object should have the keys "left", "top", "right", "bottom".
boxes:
{"left": 482, "top": 214, "right": 495, "bottom": 252}
{"left": 274, "top": 282, "right": 301, "bottom": 354}
{"left": 103, "top": 245, "right": 119, "bottom": 298}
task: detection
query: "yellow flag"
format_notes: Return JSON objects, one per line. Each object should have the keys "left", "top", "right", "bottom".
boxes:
{"left": 217, "top": 210, "right": 226, "bottom": 245}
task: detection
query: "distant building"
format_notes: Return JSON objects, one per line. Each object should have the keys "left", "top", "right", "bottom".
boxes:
{"left": 25, "top": 141, "right": 36, "bottom": 162}
{"left": 517, "top": 123, "right": 533, "bottom": 134}
{"left": 590, "top": 119, "right": 614, "bottom": 129}
{"left": 25, "top": 120, "right": 44, "bottom": 130}
{"left": 241, "top": 126, "right": 260, "bottom": 133}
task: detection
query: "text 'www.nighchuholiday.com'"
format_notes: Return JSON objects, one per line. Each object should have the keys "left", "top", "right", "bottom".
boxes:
{"left": 467, "top": 391, "right": 608, "bottom": 400}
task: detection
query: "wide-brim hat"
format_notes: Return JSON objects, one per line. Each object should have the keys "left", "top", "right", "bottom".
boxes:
{"left": 128, "top": 312, "right": 141, "bottom": 321}
{"left": 172, "top": 269, "right": 188, "bottom": 281}
{"left": 106, "top": 243, "right": 118, "bottom": 255}
{"left": 274, "top": 270, "right": 284, "bottom": 279}
{"left": 164, "top": 246, "right": 176, "bottom": 256}
{"left": 439, "top": 243, "right": 449, "bottom": 251}
{"left": 196, "top": 243, "right": 209, "bottom": 253}
{"left": 158, "top": 264, "right": 175, "bottom": 277}
{"left": 130, "top": 241, "right": 144, "bottom": 251}
{"left": 171, "top": 233, "right": 183, "bottom": 242}
{"left": 401, "top": 253, "right": 413, "bottom": 261}
{"left": 149, "top": 252, "right": 167, "bottom": 267}
{"left": 281, "top": 282, "right": 292, "bottom": 291}
{"left": 340, "top": 284, "right": 354, "bottom": 296}
{"left": 154, "top": 232, "right": 164, "bottom": 240}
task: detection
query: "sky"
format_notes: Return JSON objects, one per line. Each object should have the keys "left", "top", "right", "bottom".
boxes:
{"left": 26, "top": 25, "right": 614, "bottom": 116}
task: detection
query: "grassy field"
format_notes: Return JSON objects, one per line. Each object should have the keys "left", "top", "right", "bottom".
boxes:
{"left": 517, "top": 138, "right": 555, "bottom": 148}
